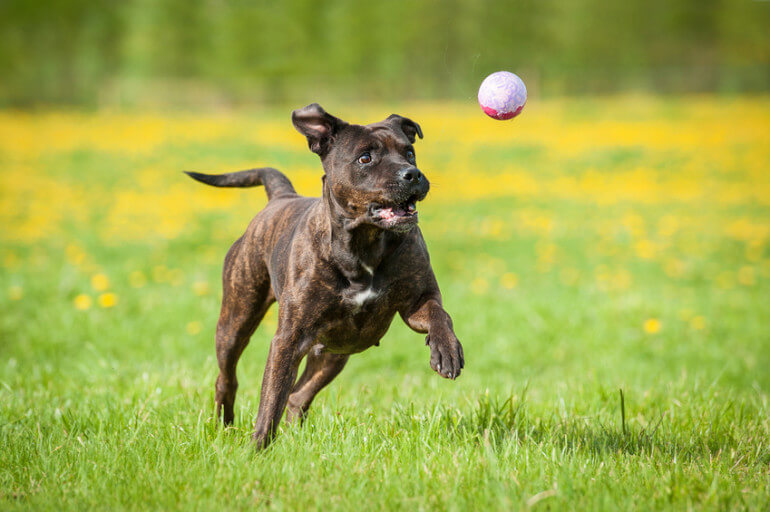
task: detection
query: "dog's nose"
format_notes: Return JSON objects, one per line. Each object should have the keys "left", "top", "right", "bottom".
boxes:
{"left": 397, "top": 167, "right": 423, "bottom": 184}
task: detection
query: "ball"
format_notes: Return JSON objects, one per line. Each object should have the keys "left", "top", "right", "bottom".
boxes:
{"left": 478, "top": 71, "right": 527, "bottom": 120}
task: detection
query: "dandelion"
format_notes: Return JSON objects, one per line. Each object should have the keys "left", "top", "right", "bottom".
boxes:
{"left": 536, "top": 241, "right": 557, "bottom": 265}
{"left": 690, "top": 316, "right": 707, "bottom": 331}
{"left": 263, "top": 308, "right": 277, "bottom": 329}
{"left": 715, "top": 271, "right": 734, "bottom": 289}
{"left": 152, "top": 265, "right": 169, "bottom": 283}
{"left": 657, "top": 215, "right": 679, "bottom": 237}
{"left": 192, "top": 281, "right": 210, "bottom": 296}
{"left": 481, "top": 219, "right": 504, "bottom": 239}
{"left": 129, "top": 270, "right": 147, "bottom": 288}
{"left": 481, "top": 256, "right": 505, "bottom": 274}
{"left": 613, "top": 268, "right": 633, "bottom": 290}
{"left": 98, "top": 292, "right": 118, "bottom": 308}
{"left": 559, "top": 267, "right": 580, "bottom": 286}
{"left": 74, "top": 294, "right": 92, "bottom": 310}
{"left": 8, "top": 285, "right": 23, "bottom": 300}
{"left": 470, "top": 278, "right": 489, "bottom": 295}
{"left": 186, "top": 321, "right": 202, "bottom": 335}
{"left": 643, "top": 318, "right": 661, "bottom": 334}
{"left": 737, "top": 266, "right": 755, "bottom": 286}
{"left": 91, "top": 273, "right": 109, "bottom": 291}
{"left": 168, "top": 268, "right": 185, "bottom": 287}
{"left": 664, "top": 259, "right": 685, "bottom": 278}
{"left": 500, "top": 272, "right": 518, "bottom": 290}
{"left": 203, "top": 247, "right": 219, "bottom": 264}
{"left": 745, "top": 241, "right": 763, "bottom": 262}
{"left": 622, "top": 213, "right": 646, "bottom": 237}
{"left": 634, "top": 240, "right": 657, "bottom": 260}
{"left": 3, "top": 252, "right": 20, "bottom": 268}
{"left": 66, "top": 244, "right": 86, "bottom": 265}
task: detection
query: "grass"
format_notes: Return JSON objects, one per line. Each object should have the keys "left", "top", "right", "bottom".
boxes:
{"left": 1, "top": 97, "right": 769, "bottom": 510}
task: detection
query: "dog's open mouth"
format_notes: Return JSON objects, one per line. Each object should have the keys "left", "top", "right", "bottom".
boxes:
{"left": 370, "top": 197, "right": 419, "bottom": 228}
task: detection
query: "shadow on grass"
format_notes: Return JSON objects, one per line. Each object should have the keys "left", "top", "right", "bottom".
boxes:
{"left": 389, "top": 392, "right": 770, "bottom": 465}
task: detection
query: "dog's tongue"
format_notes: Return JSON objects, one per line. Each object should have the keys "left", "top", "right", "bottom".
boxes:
{"left": 379, "top": 207, "right": 406, "bottom": 221}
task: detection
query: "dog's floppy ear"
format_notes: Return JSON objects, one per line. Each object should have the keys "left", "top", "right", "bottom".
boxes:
{"left": 292, "top": 103, "right": 348, "bottom": 156}
{"left": 386, "top": 114, "right": 423, "bottom": 143}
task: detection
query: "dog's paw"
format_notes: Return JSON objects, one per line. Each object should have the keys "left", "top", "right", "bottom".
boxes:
{"left": 425, "top": 332, "right": 465, "bottom": 379}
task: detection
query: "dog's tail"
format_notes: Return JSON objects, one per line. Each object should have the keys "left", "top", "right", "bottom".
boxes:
{"left": 184, "top": 167, "right": 296, "bottom": 201}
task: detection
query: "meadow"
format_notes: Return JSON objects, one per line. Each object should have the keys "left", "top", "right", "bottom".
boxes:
{"left": 1, "top": 97, "right": 769, "bottom": 510}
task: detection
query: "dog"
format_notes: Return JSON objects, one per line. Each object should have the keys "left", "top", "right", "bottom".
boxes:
{"left": 186, "top": 104, "right": 464, "bottom": 449}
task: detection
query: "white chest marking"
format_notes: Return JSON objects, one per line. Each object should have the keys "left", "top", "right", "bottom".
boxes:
{"left": 352, "top": 286, "right": 379, "bottom": 306}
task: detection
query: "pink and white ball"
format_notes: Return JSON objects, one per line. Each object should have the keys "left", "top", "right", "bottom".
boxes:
{"left": 478, "top": 71, "right": 527, "bottom": 120}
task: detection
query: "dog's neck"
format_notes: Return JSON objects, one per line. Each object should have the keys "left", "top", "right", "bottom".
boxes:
{"left": 322, "top": 178, "right": 405, "bottom": 282}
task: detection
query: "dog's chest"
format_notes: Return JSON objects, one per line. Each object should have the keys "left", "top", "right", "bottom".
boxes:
{"left": 338, "top": 261, "right": 382, "bottom": 309}
{"left": 350, "top": 286, "right": 379, "bottom": 306}
{"left": 314, "top": 274, "right": 398, "bottom": 353}
{"left": 338, "top": 286, "right": 389, "bottom": 328}
{"left": 341, "top": 279, "right": 381, "bottom": 312}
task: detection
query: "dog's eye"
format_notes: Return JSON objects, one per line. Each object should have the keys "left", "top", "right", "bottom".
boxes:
{"left": 406, "top": 150, "right": 415, "bottom": 164}
{"left": 358, "top": 152, "right": 372, "bottom": 165}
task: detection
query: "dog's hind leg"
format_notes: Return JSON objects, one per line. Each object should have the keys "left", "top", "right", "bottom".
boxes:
{"left": 214, "top": 239, "right": 275, "bottom": 425}
{"left": 284, "top": 346, "right": 349, "bottom": 425}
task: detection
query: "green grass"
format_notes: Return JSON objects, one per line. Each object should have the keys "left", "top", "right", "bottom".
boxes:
{"left": 1, "top": 103, "right": 769, "bottom": 510}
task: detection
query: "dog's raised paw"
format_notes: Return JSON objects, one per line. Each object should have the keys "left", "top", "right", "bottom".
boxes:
{"left": 426, "top": 332, "right": 464, "bottom": 379}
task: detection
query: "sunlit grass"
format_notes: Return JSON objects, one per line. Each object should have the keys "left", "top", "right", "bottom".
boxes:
{"left": 1, "top": 96, "right": 769, "bottom": 509}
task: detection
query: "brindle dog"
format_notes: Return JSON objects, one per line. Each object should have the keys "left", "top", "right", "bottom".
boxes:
{"left": 186, "top": 104, "right": 464, "bottom": 449}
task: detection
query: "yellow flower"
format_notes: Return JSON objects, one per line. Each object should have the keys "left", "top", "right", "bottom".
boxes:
{"left": 559, "top": 267, "right": 580, "bottom": 286}
{"left": 192, "top": 281, "right": 210, "bottom": 296}
{"left": 129, "top": 270, "right": 147, "bottom": 288}
{"left": 690, "top": 316, "right": 706, "bottom": 331}
{"left": 91, "top": 273, "right": 110, "bottom": 291}
{"left": 536, "top": 241, "right": 557, "bottom": 265}
{"left": 74, "top": 294, "right": 92, "bottom": 310}
{"left": 614, "top": 268, "right": 633, "bottom": 290}
{"left": 737, "top": 266, "right": 755, "bottom": 286}
{"left": 471, "top": 278, "right": 489, "bottom": 295}
{"left": 168, "top": 268, "right": 185, "bottom": 287}
{"left": 66, "top": 244, "right": 86, "bottom": 265}
{"left": 8, "top": 285, "right": 23, "bottom": 301}
{"left": 715, "top": 271, "right": 734, "bottom": 289}
{"left": 98, "top": 292, "right": 118, "bottom": 308}
{"left": 152, "top": 265, "right": 169, "bottom": 283}
{"left": 657, "top": 215, "right": 679, "bottom": 237}
{"left": 186, "top": 321, "right": 202, "bottom": 335}
{"left": 500, "top": 272, "right": 518, "bottom": 290}
{"left": 664, "top": 259, "right": 685, "bottom": 278}
{"left": 263, "top": 307, "right": 277, "bottom": 329}
{"left": 3, "top": 251, "right": 20, "bottom": 269}
{"left": 745, "top": 241, "right": 763, "bottom": 262}
{"left": 643, "top": 318, "right": 661, "bottom": 334}
{"left": 634, "top": 240, "right": 657, "bottom": 260}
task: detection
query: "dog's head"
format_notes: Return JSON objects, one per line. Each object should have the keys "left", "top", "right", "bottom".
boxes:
{"left": 292, "top": 103, "right": 429, "bottom": 232}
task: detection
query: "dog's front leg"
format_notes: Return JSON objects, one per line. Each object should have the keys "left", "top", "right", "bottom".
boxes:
{"left": 402, "top": 296, "right": 464, "bottom": 380}
{"left": 252, "top": 329, "right": 313, "bottom": 449}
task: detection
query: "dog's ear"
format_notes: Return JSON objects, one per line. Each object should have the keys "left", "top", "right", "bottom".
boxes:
{"left": 292, "top": 104, "right": 348, "bottom": 156}
{"left": 386, "top": 114, "right": 423, "bottom": 143}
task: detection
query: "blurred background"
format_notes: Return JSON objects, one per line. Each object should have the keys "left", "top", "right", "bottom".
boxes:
{"left": 1, "top": 0, "right": 769, "bottom": 107}
{"left": 2, "top": 2, "right": 770, "bottom": 508}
